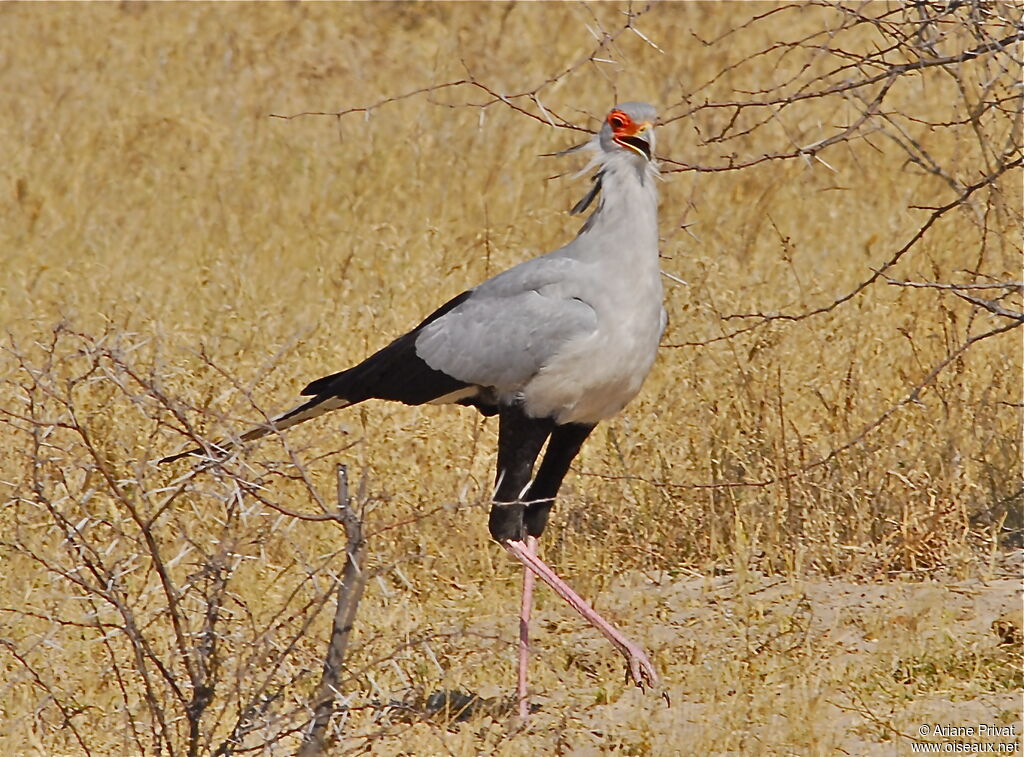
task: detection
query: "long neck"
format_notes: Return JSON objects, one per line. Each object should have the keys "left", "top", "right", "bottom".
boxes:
{"left": 576, "top": 154, "right": 659, "bottom": 260}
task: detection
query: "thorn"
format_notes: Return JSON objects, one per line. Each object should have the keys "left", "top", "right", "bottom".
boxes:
{"left": 630, "top": 24, "right": 664, "bottom": 53}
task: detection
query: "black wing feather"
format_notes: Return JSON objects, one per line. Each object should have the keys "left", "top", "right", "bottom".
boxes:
{"left": 301, "top": 290, "right": 474, "bottom": 405}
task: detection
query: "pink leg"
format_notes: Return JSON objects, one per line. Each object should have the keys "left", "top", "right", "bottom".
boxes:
{"left": 517, "top": 535, "right": 537, "bottom": 719}
{"left": 503, "top": 539, "right": 659, "bottom": 691}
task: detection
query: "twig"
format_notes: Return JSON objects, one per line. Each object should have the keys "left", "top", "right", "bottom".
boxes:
{"left": 884, "top": 276, "right": 1024, "bottom": 321}
{"left": 298, "top": 465, "right": 368, "bottom": 757}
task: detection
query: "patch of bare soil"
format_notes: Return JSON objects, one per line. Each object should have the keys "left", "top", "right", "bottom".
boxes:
{"left": 506, "top": 557, "right": 1023, "bottom": 756}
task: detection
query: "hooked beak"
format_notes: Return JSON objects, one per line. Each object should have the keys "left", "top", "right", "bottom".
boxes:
{"left": 614, "top": 122, "right": 653, "bottom": 161}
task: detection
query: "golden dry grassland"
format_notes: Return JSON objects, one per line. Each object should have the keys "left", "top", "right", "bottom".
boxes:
{"left": 0, "top": 3, "right": 1021, "bottom": 756}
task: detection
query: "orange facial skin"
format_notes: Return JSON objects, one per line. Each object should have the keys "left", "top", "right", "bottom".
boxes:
{"left": 607, "top": 109, "right": 653, "bottom": 160}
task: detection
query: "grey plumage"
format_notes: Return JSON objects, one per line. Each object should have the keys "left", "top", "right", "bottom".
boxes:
{"left": 417, "top": 101, "right": 664, "bottom": 424}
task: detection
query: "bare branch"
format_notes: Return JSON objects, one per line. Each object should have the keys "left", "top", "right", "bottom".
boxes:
{"left": 724, "top": 155, "right": 1023, "bottom": 324}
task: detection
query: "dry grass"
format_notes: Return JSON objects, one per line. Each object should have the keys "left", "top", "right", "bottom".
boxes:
{"left": 0, "top": 3, "right": 1021, "bottom": 755}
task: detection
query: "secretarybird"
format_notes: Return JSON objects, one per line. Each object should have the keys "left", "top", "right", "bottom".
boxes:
{"left": 163, "top": 102, "right": 665, "bottom": 715}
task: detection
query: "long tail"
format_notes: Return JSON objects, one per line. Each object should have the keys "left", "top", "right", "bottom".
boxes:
{"left": 158, "top": 393, "right": 351, "bottom": 464}
{"left": 160, "top": 290, "right": 476, "bottom": 465}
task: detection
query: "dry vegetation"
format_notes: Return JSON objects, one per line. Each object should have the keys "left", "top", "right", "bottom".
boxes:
{"left": 0, "top": 2, "right": 1021, "bottom": 756}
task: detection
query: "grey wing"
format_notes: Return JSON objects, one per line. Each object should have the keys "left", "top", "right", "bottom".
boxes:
{"left": 413, "top": 283, "right": 598, "bottom": 390}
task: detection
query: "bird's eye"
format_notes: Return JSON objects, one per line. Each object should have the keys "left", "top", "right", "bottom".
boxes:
{"left": 608, "top": 112, "right": 629, "bottom": 130}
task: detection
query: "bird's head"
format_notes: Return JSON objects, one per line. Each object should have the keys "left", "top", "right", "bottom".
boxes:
{"left": 563, "top": 102, "right": 659, "bottom": 217}
{"left": 599, "top": 102, "right": 656, "bottom": 162}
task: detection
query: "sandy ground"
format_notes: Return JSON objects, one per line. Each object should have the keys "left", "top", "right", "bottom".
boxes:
{"left": 369, "top": 555, "right": 1022, "bottom": 756}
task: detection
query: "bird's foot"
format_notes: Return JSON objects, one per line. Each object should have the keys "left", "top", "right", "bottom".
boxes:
{"left": 617, "top": 639, "right": 659, "bottom": 691}
{"left": 617, "top": 641, "right": 670, "bottom": 706}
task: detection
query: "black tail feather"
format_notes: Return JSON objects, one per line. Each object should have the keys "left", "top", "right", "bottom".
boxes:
{"left": 162, "top": 290, "right": 477, "bottom": 464}
{"left": 159, "top": 393, "right": 347, "bottom": 464}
